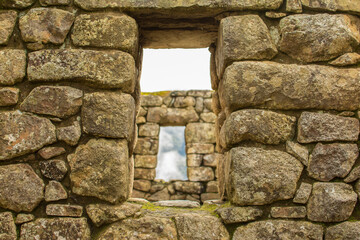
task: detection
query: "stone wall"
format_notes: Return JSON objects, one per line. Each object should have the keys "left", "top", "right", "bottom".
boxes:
{"left": 0, "top": 0, "right": 360, "bottom": 239}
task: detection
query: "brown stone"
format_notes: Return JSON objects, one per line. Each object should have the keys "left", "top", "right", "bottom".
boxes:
{"left": 139, "top": 123, "right": 160, "bottom": 138}
{"left": 131, "top": 189, "right": 145, "bottom": 198}
{"left": 195, "top": 97, "right": 204, "bottom": 112}
{"left": 69, "top": 138, "right": 131, "bottom": 204}
{"left": 265, "top": 11, "right": 287, "bottom": 18}
{"left": 330, "top": 52, "right": 360, "bottom": 66}
{"left": 28, "top": 49, "right": 136, "bottom": 91}
{"left": 141, "top": 94, "right": 163, "bottom": 107}
{"left": 46, "top": 204, "right": 83, "bottom": 217}
{"left": 187, "top": 154, "right": 202, "bottom": 167}
{"left": 307, "top": 182, "right": 357, "bottom": 222}
{"left": 57, "top": 120, "right": 82, "bottom": 146}
{"left": 147, "top": 107, "right": 199, "bottom": 126}
{"left": 0, "top": 164, "right": 44, "bottom": 212}
{"left": 279, "top": 14, "right": 360, "bottom": 62}
{"left": 0, "top": 50, "right": 26, "bottom": 86}
{"left": 293, "top": 182, "right": 312, "bottom": 204}
{"left": 286, "top": 141, "right": 309, "bottom": 166}
{"left": 0, "top": 87, "right": 19, "bottom": 106}
{"left": 286, "top": 0, "right": 302, "bottom": 12}
{"left": 186, "top": 143, "right": 214, "bottom": 154}
{"left": 206, "top": 181, "right": 218, "bottom": 193}
{"left": 201, "top": 193, "right": 220, "bottom": 202}
{"left": 185, "top": 123, "right": 216, "bottom": 144}
{"left": 270, "top": 206, "right": 307, "bottom": 218}
{"left": 174, "top": 181, "right": 203, "bottom": 194}
{"left": 0, "top": 212, "right": 16, "bottom": 240}
{"left": 302, "top": 0, "right": 360, "bottom": 14}
{"left": 45, "top": 181, "right": 68, "bottom": 202}
{"left": 298, "top": 112, "right": 359, "bottom": 143}
{"left": 133, "top": 180, "right": 151, "bottom": 192}
{"left": 188, "top": 167, "right": 214, "bottom": 181}
{"left": 216, "top": 206, "right": 263, "bottom": 224}
{"left": 19, "top": 8, "right": 75, "bottom": 45}
{"left": 38, "top": 147, "right": 66, "bottom": 160}
{"left": 0, "top": 11, "right": 17, "bottom": 45}
{"left": 200, "top": 112, "right": 216, "bottom": 123}
{"left": 134, "top": 168, "right": 156, "bottom": 180}
{"left": 173, "top": 96, "right": 196, "bottom": 108}
{"left": 325, "top": 221, "right": 360, "bottom": 240}
{"left": 40, "top": 159, "right": 68, "bottom": 181}
{"left": 15, "top": 214, "right": 34, "bottom": 225}
{"left": 344, "top": 165, "right": 360, "bottom": 183}
{"left": 39, "top": 0, "right": 70, "bottom": 5}
{"left": 0, "top": 0, "right": 35, "bottom": 8}
{"left": 134, "top": 155, "right": 157, "bottom": 168}
{"left": 204, "top": 153, "right": 221, "bottom": 167}
{"left": 154, "top": 200, "right": 200, "bottom": 208}
{"left": 134, "top": 138, "right": 159, "bottom": 155}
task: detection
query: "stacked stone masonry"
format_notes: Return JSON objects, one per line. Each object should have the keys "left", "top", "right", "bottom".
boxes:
{"left": 0, "top": 0, "right": 360, "bottom": 239}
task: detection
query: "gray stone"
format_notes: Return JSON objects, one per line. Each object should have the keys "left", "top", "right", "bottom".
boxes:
{"left": 134, "top": 138, "right": 159, "bottom": 155}
{"left": 325, "top": 221, "right": 360, "bottom": 240}
{"left": 69, "top": 138, "right": 131, "bottom": 204}
{"left": 40, "top": 0, "right": 70, "bottom": 5}
{"left": 147, "top": 107, "right": 199, "bottom": 125}
{"left": 344, "top": 165, "right": 360, "bottom": 183}
{"left": 293, "top": 182, "right": 312, "bottom": 204}
{"left": 45, "top": 181, "right": 68, "bottom": 202}
{"left": 0, "top": 212, "right": 16, "bottom": 240}
{"left": 0, "top": 87, "right": 19, "bottom": 106}
{"left": 0, "top": 11, "right": 17, "bottom": 45}
{"left": 27, "top": 49, "right": 136, "bottom": 91}
{"left": 174, "top": 181, "right": 203, "bottom": 194}
{"left": 0, "top": 0, "right": 35, "bottom": 8}
{"left": 298, "top": 112, "right": 359, "bottom": 143}
{"left": 216, "top": 206, "right": 263, "bottom": 224}
{"left": 286, "top": 141, "right": 309, "bottom": 166}
{"left": 302, "top": 0, "right": 360, "bottom": 14}
{"left": 139, "top": 123, "right": 160, "bottom": 138}
{"left": 226, "top": 147, "right": 303, "bottom": 205}
{"left": 15, "top": 214, "right": 34, "bottom": 225}
{"left": 40, "top": 159, "right": 68, "bottom": 181}
{"left": 38, "top": 147, "right": 66, "bottom": 160}
{"left": 0, "top": 164, "right": 44, "bottom": 212}
{"left": 46, "top": 204, "right": 83, "bottom": 217}
{"left": 57, "top": 120, "right": 82, "bottom": 146}
{"left": 154, "top": 200, "right": 200, "bottom": 208}
{"left": 185, "top": 123, "right": 216, "bottom": 143}
{"left": 188, "top": 167, "right": 214, "bottom": 181}
{"left": 307, "top": 182, "right": 357, "bottom": 222}
{"left": 330, "top": 52, "right": 360, "bottom": 66}
{"left": 0, "top": 50, "right": 26, "bottom": 86}
{"left": 270, "top": 206, "right": 307, "bottom": 218}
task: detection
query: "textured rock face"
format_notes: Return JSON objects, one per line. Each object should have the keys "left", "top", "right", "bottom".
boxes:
{"left": 325, "top": 221, "right": 360, "bottom": 240}
{"left": 39, "top": 0, "right": 70, "bottom": 5}
{"left": 19, "top": 8, "right": 75, "bottom": 45}
{"left": 233, "top": 220, "right": 323, "bottom": 240}
{"left": 185, "top": 123, "right": 216, "bottom": 143}
{"left": 216, "top": 15, "right": 277, "bottom": 77}
{"left": 134, "top": 138, "right": 159, "bottom": 155}
{"left": 21, "top": 86, "right": 83, "bottom": 118}
{"left": 40, "top": 159, "right": 68, "bottom": 181}
{"left": 0, "top": 212, "right": 16, "bottom": 240}
{"left": 57, "top": 120, "right": 81, "bottom": 146}
{"left": 270, "top": 206, "right": 307, "bottom": 218}
{"left": 15, "top": 214, "right": 34, "bottom": 225}
{"left": 293, "top": 182, "right": 312, "bottom": 204}
{"left": 139, "top": 123, "right": 160, "bottom": 138}
{"left": 147, "top": 107, "right": 199, "bottom": 125}
{"left": 0, "top": 0, "right": 35, "bottom": 8}
{"left": 220, "top": 110, "right": 296, "bottom": 147}
{"left": 226, "top": 147, "right": 303, "bottom": 205}
{"left": 188, "top": 167, "right": 214, "bottom": 181}
{"left": 27, "top": 49, "right": 136, "bottom": 91}
{"left": 308, "top": 143, "right": 358, "bottom": 181}
{"left": 82, "top": 92, "right": 135, "bottom": 139}
{"left": 297, "top": 112, "right": 359, "bottom": 143}
{"left": 174, "top": 181, "right": 203, "bottom": 194}
{"left": 20, "top": 218, "right": 91, "bottom": 240}
{"left": 279, "top": 14, "right": 360, "bottom": 62}
{"left": 0, "top": 111, "right": 56, "bottom": 160}
{"left": 0, "top": 50, "right": 26, "bottom": 86}
{"left": 216, "top": 206, "right": 263, "bottom": 224}
{"left": 134, "top": 155, "right": 157, "bottom": 168}
{"left": 302, "top": 0, "right": 360, "bottom": 13}
{"left": 38, "top": 146, "right": 66, "bottom": 159}
{"left": 219, "top": 61, "right": 360, "bottom": 113}
{"left": 0, "top": 87, "right": 19, "bottom": 106}
{"left": 69, "top": 138, "right": 130, "bottom": 204}
{"left": 307, "top": 182, "right": 357, "bottom": 222}
{"left": 72, "top": 13, "right": 138, "bottom": 57}
{"left": 286, "top": 141, "right": 309, "bottom": 166}
{"left": 45, "top": 181, "right": 68, "bottom": 202}
{"left": 345, "top": 165, "right": 360, "bottom": 183}
{"left": 0, "top": 11, "right": 17, "bottom": 45}
{"left": 46, "top": 204, "right": 83, "bottom": 217}
{"left": 0, "top": 164, "right": 44, "bottom": 212}
{"left": 330, "top": 52, "right": 360, "bottom": 66}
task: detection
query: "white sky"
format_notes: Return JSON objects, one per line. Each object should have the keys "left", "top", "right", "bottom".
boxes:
{"left": 140, "top": 48, "right": 212, "bottom": 92}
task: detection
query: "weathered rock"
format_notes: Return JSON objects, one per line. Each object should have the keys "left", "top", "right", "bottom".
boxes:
{"left": 186, "top": 143, "right": 214, "bottom": 154}
{"left": 154, "top": 200, "right": 200, "bottom": 208}
{"left": 0, "top": 164, "right": 44, "bottom": 212}
{"left": 86, "top": 202, "right": 142, "bottom": 227}
{"left": 98, "top": 216, "right": 177, "bottom": 240}
{"left": 0, "top": 11, "right": 17, "bottom": 45}
{"left": 69, "top": 138, "right": 131, "bottom": 204}
{"left": 46, "top": 204, "right": 83, "bottom": 217}
{"left": 19, "top": 8, "right": 74, "bottom": 45}
{"left": 325, "top": 221, "right": 360, "bottom": 240}
{"left": 216, "top": 206, "right": 263, "bottom": 224}
{"left": 28, "top": 49, "right": 136, "bottom": 91}
{"left": 345, "top": 165, "right": 360, "bottom": 183}
{"left": 330, "top": 52, "right": 360, "bottom": 66}
{"left": 0, "top": 111, "right": 57, "bottom": 160}
{"left": 270, "top": 206, "right": 307, "bottom": 218}
{"left": 82, "top": 92, "right": 135, "bottom": 139}
{"left": 298, "top": 112, "right": 359, "bottom": 143}
{"left": 57, "top": 120, "right": 82, "bottom": 146}
{"left": 45, "top": 181, "right": 68, "bottom": 202}
{"left": 279, "top": 14, "right": 360, "bottom": 62}
{"left": 174, "top": 181, "right": 203, "bottom": 194}
{"left": 265, "top": 11, "right": 287, "bottom": 18}
{"left": 141, "top": 94, "right": 163, "bottom": 107}
{"left": 307, "top": 182, "right": 357, "bottom": 222}
{"left": 219, "top": 61, "right": 360, "bottom": 113}
{"left": 195, "top": 97, "right": 204, "bottom": 112}
{"left": 233, "top": 220, "right": 323, "bottom": 240}
{"left": 302, "top": 0, "right": 360, "bottom": 14}
{"left": 308, "top": 143, "right": 358, "bottom": 181}
{"left": 134, "top": 138, "right": 159, "bottom": 155}
{"left": 206, "top": 181, "right": 218, "bottom": 192}
{"left": 0, "top": 0, "right": 35, "bottom": 8}
{"left": 187, "top": 154, "right": 202, "bottom": 167}
{"left": 133, "top": 180, "right": 151, "bottom": 192}
{"left": 147, "top": 107, "right": 199, "bottom": 125}
{"left": 20, "top": 218, "right": 91, "bottom": 240}
{"left": 39, "top": 0, "right": 70, "bottom": 5}
{"left": 40, "top": 159, "right": 68, "bottom": 181}
{"left": 0, "top": 87, "right": 19, "bottom": 106}
{"left": 38, "top": 146, "right": 66, "bottom": 160}
{"left": 148, "top": 188, "right": 171, "bottom": 201}
{"left": 134, "top": 155, "right": 157, "bottom": 168}
{"left": 0, "top": 50, "right": 26, "bottom": 86}
{"left": 15, "top": 214, "right": 34, "bottom": 225}
{"left": 134, "top": 168, "right": 156, "bottom": 180}
{"left": 21, "top": 86, "right": 83, "bottom": 119}
{"left": 188, "top": 167, "right": 214, "bottom": 181}
{"left": 185, "top": 123, "right": 216, "bottom": 144}
{"left": 216, "top": 15, "right": 277, "bottom": 77}
{"left": 286, "top": 0, "right": 302, "bottom": 12}
{"left": 139, "top": 123, "right": 160, "bottom": 138}
{"left": 221, "top": 110, "right": 295, "bottom": 148}
{"left": 293, "top": 182, "right": 312, "bottom": 204}
{"left": 286, "top": 141, "right": 309, "bottom": 166}
{"left": 200, "top": 112, "right": 216, "bottom": 123}
{"left": 201, "top": 192, "right": 220, "bottom": 202}
{"left": 131, "top": 189, "right": 145, "bottom": 198}
{"left": 0, "top": 212, "right": 16, "bottom": 240}
{"left": 175, "top": 212, "right": 229, "bottom": 240}
{"left": 173, "top": 96, "right": 196, "bottom": 108}
{"left": 226, "top": 147, "right": 303, "bottom": 205}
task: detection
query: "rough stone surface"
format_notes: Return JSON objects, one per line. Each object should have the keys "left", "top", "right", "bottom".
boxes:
{"left": 0, "top": 212, "right": 16, "bottom": 240}
{"left": 174, "top": 181, "right": 203, "bottom": 194}
{"left": 69, "top": 138, "right": 130, "bottom": 204}
{"left": 187, "top": 143, "right": 214, "bottom": 154}
{"left": 344, "top": 165, "right": 360, "bottom": 183}
{"left": 308, "top": 143, "right": 358, "bottom": 181}
{"left": 0, "top": 50, "right": 26, "bottom": 86}
{"left": 82, "top": 92, "right": 135, "bottom": 139}
{"left": 39, "top": 0, "right": 70, "bottom": 5}
{"left": 187, "top": 154, "right": 202, "bottom": 167}
{"left": 72, "top": 13, "right": 138, "bottom": 57}
{"left": 20, "top": 218, "right": 91, "bottom": 240}
{"left": 0, "top": 111, "right": 56, "bottom": 161}
{"left": 279, "top": 14, "right": 360, "bottom": 62}
{"left": 46, "top": 204, "right": 83, "bottom": 217}
{"left": 307, "top": 182, "right": 357, "bottom": 222}
{"left": 201, "top": 193, "right": 220, "bottom": 202}
{"left": 216, "top": 206, "right": 263, "bottom": 224}
{"left": 286, "top": 0, "right": 302, "bottom": 12}
{"left": 293, "top": 182, "right": 312, "bottom": 204}
{"left": 206, "top": 181, "right": 218, "bottom": 192}
{"left": 0, "top": 164, "right": 44, "bottom": 212}
{"left": 226, "top": 147, "right": 303, "bottom": 205}
{"left": 134, "top": 138, "right": 159, "bottom": 155}
{"left": 21, "top": 86, "right": 83, "bottom": 119}
{"left": 45, "top": 181, "right": 68, "bottom": 202}
{"left": 220, "top": 109, "right": 296, "bottom": 147}
{"left": 134, "top": 168, "right": 156, "bottom": 180}
{"left": 330, "top": 52, "right": 360, "bottom": 66}
{"left": 148, "top": 188, "right": 170, "bottom": 201}
{"left": 233, "top": 220, "right": 323, "bottom": 240}
{"left": 139, "top": 123, "right": 160, "bottom": 138}
{"left": 141, "top": 95, "right": 163, "bottom": 107}
{"left": 134, "top": 155, "right": 157, "bottom": 168}
{"left": 0, "top": 87, "right": 19, "bottom": 106}
{"left": 0, "top": 11, "right": 17, "bottom": 45}
{"left": 203, "top": 153, "right": 220, "bottom": 167}
{"left": 216, "top": 15, "right": 277, "bottom": 77}
{"left": 86, "top": 202, "right": 142, "bottom": 227}
{"left": 19, "top": 8, "right": 75, "bottom": 45}
{"left": 302, "top": 0, "right": 360, "bottom": 14}
{"left": 219, "top": 61, "right": 360, "bottom": 113}
{"left": 185, "top": 123, "right": 216, "bottom": 143}
{"left": 188, "top": 167, "right": 214, "bottom": 181}
{"left": 200, "top": 112, "right": 216, "bottom": 123}
{"left": 270, "top": 206, "right": 307, "bottom": 218}
{"left": 38, "top": 147, "right": 66, "bottom": 160}
{"left": 147, "top": 107, "right": 199, "bottom": 125}
{"left": 40, "top": 159, "right": 68, "bottom": 181}
{"left": 154, "top": 200, "right": 200, "bottom": 208}
{"left": 57, "top": 120, "right": 82, "bottom": 146}
{"left": 133, "top": 180, "right": 151, "bottom": 192}
{"left": 286, "top": 141, "right": 309, "bottom": 166}
{"left": 298, "top": 112, "right": 359, "bottom": 143}
{"left": 0, "top": 0, "right": 35, "bottom": 8}
{"left": 15, "top": 214, "right": 34, "bottom": 225}
{"left": 28, "top": 49, "right": 136, "bottom": 91}
{"left": 325, "top": 221, "right": 360, "bottom": 240}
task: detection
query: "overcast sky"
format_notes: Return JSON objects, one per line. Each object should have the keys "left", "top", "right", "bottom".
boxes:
{"left": 140, "top": 48, "right": 212, "bottom": 92}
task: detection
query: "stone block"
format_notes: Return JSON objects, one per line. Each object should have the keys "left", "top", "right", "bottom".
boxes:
{"left": 286, "top": 0, "right": 302, "bottom": 12}
{"left": 46, "top": 204, "right": 83, "bottom": 217}
{"left": 147, "top": 107, "right": 199, "bottom": 125}
{"left": 40, "top": 0, "right": 70, "bottom": 5}
{"left": 173, "top": 96, "right": 196, "bottom": 108}
{"left": 141, "top": 95, "right": 163, "bottom": 107}
{"left": 0, "top": 50, "right": 26, "bottom": 86}
{"left": 173, "top": 181, "right": 203, "bottom": 194}
{"left": 203, "top": 153, "right": 221, "bottom": 167}
{"left": 154, "top": 200, "right": 200, "bottom": 208}
{"left": 0, "top": 0, "right": 35, "bottom": 8}
{"left": 201, "top": 192, "right": 220, "bottom": 202}
{"left": 139, "top": 123, "right": 160, "bottom": 138}
{"left": 206, "top": 181, "right": 218, "bottom": 193}
{"left": 216, "top": 206, "right": 263, "bottom": 224}
{"left": 45, "top": 181, "right": 68, "bottom": 202}
{"left": 148, "top": 188, "right": 170, "bottom": 201}
{"left": 15, "top": 214, "right": 34, "bottom": 225}
{"left": 302, "top": 0, "right": 360, "bottom": 14}
{"left": 188, "top": 167, "right": 214, "bottom": 181}
{"left": 0, "top": 87, "right": 19, "bottom": 106}
{"left": 133, "top": 179, "right": 151, "bottom": 192}
{"left": 187, "top": 154, "right": 202, "bottom": 167}
{"left": 330, "top": 52, "right": 360, "bottom": 66}
{"left": 200, "top": 112, "right": 216, "bottom": 123}
{"left": 344, "top": 165, "right": 360, "bottom": 183}
{"left": 0, "top": 212, "right": 16, "bottom": 240}
{"left": 293, "top": 182, "right": 312, "bottom": 204}
{"left": 134, "top": 155, "right": 157, "bottom": 168}
{"left": 0, "top": 11, "right": 17, "bottom": 45}
{"left": 134, "top": 168, "right": 156, "bottom": 180}
{"left": 57, "top": 120, "right": 82, "bottom": 146}
{"left": 186, "top": 143, "right": 214, "bottom": 154}
{"left": 185, "top": 123, "right": 216, "bottom": 143}
{"left": 270, "top": 206, "right": 307, "bottom": 218}
{"left": 38, "top": 147, "right": 66, "bottom": 160}
{"left": 134, "top": 138, "right": 159, "bottom": 155}
{"left": 325, "top": 221, "right": 360, "bottom": 240}
{"left": 40, "top": 159, "right": 68, "bottom": 181}
{"left": 28, "top": 49, "right": 136, "bottom": 91}
{"left": 286, "top": 141, "right": 309, "bottom": 166}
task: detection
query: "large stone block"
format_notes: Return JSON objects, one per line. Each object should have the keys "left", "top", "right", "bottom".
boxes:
{"left": 147, "top": 107, "right": 199, "bottom": 125}
{"left": 279, "top": 14, "right": 360, "bottom": 62}
{"left": 0, "top": 50, "right": 26, "bottom": 86}
{"left": 138, "top": 123, "right": 160, "bottom": 138}
{"left": 297, "top": 112, "right": 359, "bottom": 143}
{"left": 134, "top": 168, "right": 156, "bottom": 180}
{"left": 226, "top": 147, "right": 303, "bottom": 205}
{"left": 302, "top": 0, "right": 360, "bottom": 14}
{"left": 173, "top": 181, "right": 203, "bottom": 194}
{"left": 27, "top": 49, "right": 136, "bottom": 91}
{"left": 82, "top": 92, "right": 135, "bottom": 139}
{"left": 0, "top": 11, "right": 17, "bottom": 45}
{"left": 185, "top": 123, "right": 216, "bottom": 144}
{"left": 0, "top": 0, "right": 35, "bottom": 8}
{"left": 216, "top": 15, "right": 277, "bottom": 78}
{"left": 0, "top": 212, "right": 16, "bottom": 240}
{"left": 220, "top": 109, "right": 295, "bottom": 147}
{"left": 134, "top": 138, "right": 159, "bottom": 155}
{"left": 68, "top": 139, "right": 131, "bottom": 204}
{"left": 0, "top": 164, "right": 44, "bottom": 212}
{"left": 188, "top": 167, "right": 214, "bottom": 182}
{"left": 134, "top": 155, "right": 157, "bottom": 168}
{"left": 0, "top": 111, "right": 57, "bottom": 161}
{"left": 216, "top": 206, "right": 263, "bottom": 224}
{"left": 72, "top": 13, "right": 138, "bottom": 57}
{"left": 325, "top": 221, "right": 360, "bottom": 240}
{"left": 219, "top": 61, "right": 360, "bottom": 113}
